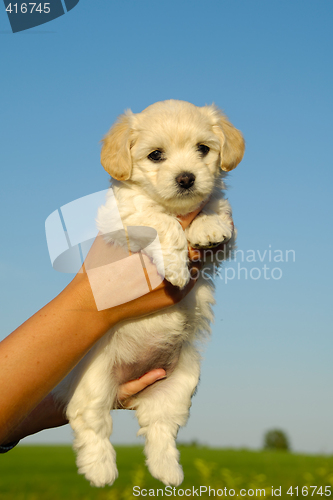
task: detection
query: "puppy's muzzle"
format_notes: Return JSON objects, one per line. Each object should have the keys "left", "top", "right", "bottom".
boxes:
{"left": 176, "top": 172, "right": 196, "bottom": 190}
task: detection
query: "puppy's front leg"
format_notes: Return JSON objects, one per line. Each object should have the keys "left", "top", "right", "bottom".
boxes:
{"left": 134, "top": 343, "right": 201, "bottom": 486}
{"left": 116, "top": 212, "right": 190, "bottom": 288}
{"left": 186, "top": 196, "right": 234, "bottom": 250}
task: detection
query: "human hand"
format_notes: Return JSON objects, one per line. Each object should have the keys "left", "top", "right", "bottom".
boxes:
{"left": 1, "top": 368, "right": 168, "bottom": 445}
{"left": 79, "top": 202, "right": 207, "bottom": 327}
{"left": 115, "top": 368, "right": 166, "bottom": 409}
{"left": 97, "top": 202, "right": 234, "bottom": 325}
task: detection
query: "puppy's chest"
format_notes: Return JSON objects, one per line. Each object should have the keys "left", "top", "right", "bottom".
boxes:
{"left": 108, "top": 298, "right": 200, "bottom": 382}
{"left": 108, "top": 281, "right": 213, "bottom": 385}
{"left": 112, "top": 344, "right": 182, "bottom": 385}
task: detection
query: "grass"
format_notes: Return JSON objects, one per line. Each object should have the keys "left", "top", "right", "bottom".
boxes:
{"left": 0, "top": 445, "right": 333, "bottom": 499}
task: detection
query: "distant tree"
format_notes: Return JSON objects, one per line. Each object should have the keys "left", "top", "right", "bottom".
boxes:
{"left": 263, "top": 429, "right": 290, "bottom": 451}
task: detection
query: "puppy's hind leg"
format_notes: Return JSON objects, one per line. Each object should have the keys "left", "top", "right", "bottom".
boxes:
{"left": 65, "top": 350, "right": 118, "bottom": 487}
{"left": 135, "top": 342, "right": 201, "bottom": 486}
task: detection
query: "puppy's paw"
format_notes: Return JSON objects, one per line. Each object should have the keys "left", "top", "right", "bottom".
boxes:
{"left": 187, "top": 215, "right": 233, "bottom": 249}
{"left": 81, "top": 461, "right": 119, "bottom": 488}
{"left": 77, "top": 442, "right": 118, "bottom": 487}
{"left": 148, "top": 457, "right": 184, "bottom": 486}
{"left": 102, "top": 229, "right": 129, "bottom": 250}
{"left": 163, "top": 252, "right": 190, "bottom": 288}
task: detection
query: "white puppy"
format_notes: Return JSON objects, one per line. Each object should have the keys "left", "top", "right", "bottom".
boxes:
{"left": 53, "top": 100, "right": 244, "bottom": 487}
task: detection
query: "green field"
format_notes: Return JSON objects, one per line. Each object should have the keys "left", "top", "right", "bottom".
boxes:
{"left": 1, "top": 445, "right": 332, "bottom": 499}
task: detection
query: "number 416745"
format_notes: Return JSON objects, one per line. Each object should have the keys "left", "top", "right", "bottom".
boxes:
{"left": 287, "top": 486, "right": 332, "bottom": 496}
{"left": 5, "top": 3, "right": 51, "bottom": 14}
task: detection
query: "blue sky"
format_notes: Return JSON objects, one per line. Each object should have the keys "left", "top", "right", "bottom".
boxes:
{"left": 1, "top": 1, "right": 333, "bottom": 454}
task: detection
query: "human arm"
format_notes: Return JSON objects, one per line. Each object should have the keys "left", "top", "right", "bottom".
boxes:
{"left": 1, "top": 368, "right": 168, "bottom": 446}
{"left": 0, "top": 210, "right": 204, "bottom": 445}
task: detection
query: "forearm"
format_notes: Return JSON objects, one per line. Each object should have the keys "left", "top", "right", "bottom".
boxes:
{"left": 2, "top": 394, "right": 68, "bottom": 445}
{"left": 0, "top": 271, "right": 118, "bottom": 443}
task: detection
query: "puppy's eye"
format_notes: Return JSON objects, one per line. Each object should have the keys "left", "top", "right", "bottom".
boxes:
{"left": 148, "top": 150, "right": 164, "bottom": 162}
{"left": 197, "top": 144, "right": 210, "bottom": 157}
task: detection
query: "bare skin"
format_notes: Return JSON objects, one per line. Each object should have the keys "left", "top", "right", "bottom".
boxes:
{"left": 0, "top": 210, "right": 205, "bottom": 446}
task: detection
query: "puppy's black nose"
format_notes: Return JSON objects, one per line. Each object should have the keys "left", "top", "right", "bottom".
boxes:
{"left": 176, "top": 172, "right": 196, "bottom": 189}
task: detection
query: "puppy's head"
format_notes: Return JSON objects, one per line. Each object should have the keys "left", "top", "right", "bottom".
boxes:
{"left": 101, "top": 100, "right": 244, "bottom": 213}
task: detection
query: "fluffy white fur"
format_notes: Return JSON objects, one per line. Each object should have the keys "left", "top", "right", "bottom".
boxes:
{"left": 53, "top": 100, "right": 245, "bottom": 487}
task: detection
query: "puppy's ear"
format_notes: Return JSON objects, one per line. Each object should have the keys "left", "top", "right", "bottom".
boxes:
{"left": 214, "top": 114, "right": 245, "bottom": 171}
{"left": 204, "top": 105, "right": 245, "bottom": 171}
{"left": 101, "top": 113, "right": 133, "bottom": 180}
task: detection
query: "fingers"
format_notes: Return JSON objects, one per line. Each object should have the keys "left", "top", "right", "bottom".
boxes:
{"left": 177, "top": 200, "right": 209, "bottom": 230}
{"left": 188, "top": 246, "right": 202, "bottom": 262}
{"left": 116, "top": 369, "right": 166, "bottom": 408}
{"left": 188, "top": 237, "right": 232, "bottom": 263}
